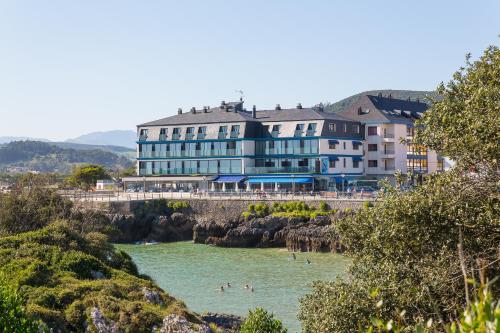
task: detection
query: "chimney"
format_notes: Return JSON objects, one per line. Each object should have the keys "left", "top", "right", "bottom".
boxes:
{"left": 203, "top": 106, "right": 208, "bottom": 113}
{"left": 177, "top": 108, "right": 182, "bottom": 115}
{"left": 221, "top": 100, "right": 226, "bottom": 106}
{"left": 252, "top": 105, "right": 256, "bottom": 118}
{"left": 191, "top": 107, "right": 196, "bottom": 114}
{"left": 275, "top": 104, "right": 281, "bottom": 110}
{"left": 389, "top": 94, "right": 392, "bottom": 99}
{"left": 296, "top": 103, "right": 302, "bottom": 109}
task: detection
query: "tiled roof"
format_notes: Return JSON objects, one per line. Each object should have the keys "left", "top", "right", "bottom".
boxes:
{"left": 139, "top": 103, "right": 354, "bottom": 127}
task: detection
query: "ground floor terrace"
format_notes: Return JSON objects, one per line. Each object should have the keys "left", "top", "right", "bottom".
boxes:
{"left": 121, "top": 174, "right": 377, "bottom": 194}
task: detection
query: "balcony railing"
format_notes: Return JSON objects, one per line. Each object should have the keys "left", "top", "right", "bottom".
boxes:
{"left": 305, "top": 130, "right": 316, "bottom": 137}
{"left": 383, "top": 133, "right": 395, "bottom": 138}
{"left": 294, "top": 130, "right": 303, "bottom": 137}
{"left": 172, "top": 134, "right": 181, "bottom": 140}
{"left": 230, "top": 131, "right": 240, "bottom": 138}
{"left": 245, "top": 166, "right": 318, "bottom": 174}
{"left": 139, "top": 135, "right": 148, "bottom": 141}
{"left": 382, "top": 150, "right": 395, "bottom": 155}
{"left": 139, "top": 149, "right": 241, "bottom": 158}
{"left": 218, "top": 132, "right": 227, "bottom": 139}
{"left": 384, "top": 166, "right": 396, "bottom": 171}
{"left": 197, "top": 133, "right": 206, "bottom": 139}
{"left": 159, "top": 135, "right": 167, "bottom": 141}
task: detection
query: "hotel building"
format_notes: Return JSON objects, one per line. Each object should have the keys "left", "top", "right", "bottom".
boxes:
{"left": 124, "top": 95, "right": 447, "bottom": 192}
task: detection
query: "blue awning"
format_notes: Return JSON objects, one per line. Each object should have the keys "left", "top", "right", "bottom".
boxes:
{"left": 332, "top": 176, "right": 353, "bottom": 184}
{"left": 328, "top": 140, "right": 339, "bottom": 145}
{"left": 352, "top": 140, "right": 363, "bottom": 145}
{"left": 248, "top": 177, "right": 313, "bottom": 184}
{"left": 328, "top": 156, "right": 339, "bottom": 161}
{"left": 352, "top": 156, "right": 363, "bottom": 161}
{"left": 213, "top": 175, "right": 246, "bottom": 183}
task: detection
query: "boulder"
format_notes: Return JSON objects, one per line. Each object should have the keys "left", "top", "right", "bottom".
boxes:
{"left": 159, "top": 314, "right": 210, "bottom": 333}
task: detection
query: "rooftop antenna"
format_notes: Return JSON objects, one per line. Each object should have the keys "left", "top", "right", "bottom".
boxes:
{"left": 235, "top": 89, "right": 244, "bottom": 102}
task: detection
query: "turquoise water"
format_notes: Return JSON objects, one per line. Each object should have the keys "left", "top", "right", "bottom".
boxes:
{"left": 116, "top": 242, "right": 349, "bottom": 332}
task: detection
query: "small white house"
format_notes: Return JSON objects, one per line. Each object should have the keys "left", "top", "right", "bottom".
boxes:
{"left": 96, "top": 179, "right": 115, "bottom": 191}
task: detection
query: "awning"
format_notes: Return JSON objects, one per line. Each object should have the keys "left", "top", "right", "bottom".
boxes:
{"left": 332, "top": 176, "right": 353, "bottom": 184}
{"left": 352, "top": 156, "right": 363, "bottom": 161}
{"left": 352, "top": 140, "right": 363, "bottom": 145}
{"left": 328, "top": 156, "right": 339, "bottom": 161}
{"left": 328, "top": 140, "right": 339, "bottom": 145}
{"left": 213, "top": 175, "right": 246, "bottom": 183}
{"left": 248, "top": 177, "right": 313, "bottom": 184}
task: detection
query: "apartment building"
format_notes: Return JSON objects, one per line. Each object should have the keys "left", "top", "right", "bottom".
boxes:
{"left": 124, "top": 100, "right": 365, "bottom": 192}
{"left": 337, "top": 94, "right": 446, "bottom": 181}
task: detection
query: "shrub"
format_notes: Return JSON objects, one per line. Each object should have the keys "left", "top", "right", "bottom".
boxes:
{"left": 58, "top": 251, "right": 109, "bottom": 280}
{"left": 0, "top": 279, "right": 40, "bottom": 333}
{"left": 319, "top": 201, "right": 330, "bottom": 211}
{"left": 240, "top": 307, "right": 287, "bottom": 333}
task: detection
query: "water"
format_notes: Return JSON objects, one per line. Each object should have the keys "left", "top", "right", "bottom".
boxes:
{"left": 116, "top": 242, "right": 349, "bottom": 332}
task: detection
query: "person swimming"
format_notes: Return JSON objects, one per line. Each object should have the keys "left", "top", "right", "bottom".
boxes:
{"left": 244, "top": 284, "right": 249, "bottom": 289}
{"left": 227, "top": 282, "right": 231, "bottom": 288}
{"left": 251, "top": 286, "right": 254, "bottom": 292}
{"left": 220, "top": 286, "right": 224, "bottom": 292}
{"left": 306, "top": 259, "right": 311, "bottom": 264}
{"left": 292, "top": 252, "right": 296, "bottom": 260}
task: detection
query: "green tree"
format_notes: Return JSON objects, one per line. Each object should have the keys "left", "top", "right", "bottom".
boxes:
{"left": 0, "top": 278, "right": 40, "bottom": 333}
{"left": 416, "top": 45, "right": 499, "bottom": 171}
{"left": 66, "top": 164, "right": 110, "bottom": 190}
{"left": 298, "top": 44, "right": 500, "bottom": 333}
{"left": 240, "top": 308, "right": 287, "bottom": 333}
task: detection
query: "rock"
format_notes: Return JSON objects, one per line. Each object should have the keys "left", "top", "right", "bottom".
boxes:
{"left": 201, "top": 313, "right": 243, "bottom": 333}
{"left": 91, "top": 307, "right": 121, "bottom": 333}
{"left": 159, "top": 314, "right": 210, "bottom": 333}
{"left": 91, "top": 270, "right": 106, "bottom": 280}
{"left": 142, "top": 287, "right": 163, "bottom": 305}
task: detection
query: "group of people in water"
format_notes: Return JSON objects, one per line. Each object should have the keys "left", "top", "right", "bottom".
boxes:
{"left": 291, "top": 252, "right": 311, "bottom": 264}
{"left": 219, "top": 282, "right": 253, "bottom": 292}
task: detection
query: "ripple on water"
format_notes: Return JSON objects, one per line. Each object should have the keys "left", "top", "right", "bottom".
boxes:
{"left": 116, "top": 241, "right": 350, "bottom": 333}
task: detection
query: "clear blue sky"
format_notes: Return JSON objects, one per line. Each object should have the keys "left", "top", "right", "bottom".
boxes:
{"left": 0, "top": 0, "right": 498, "bottom": 141}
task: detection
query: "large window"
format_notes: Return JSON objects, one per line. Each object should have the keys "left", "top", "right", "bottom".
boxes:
{"left": 172, "top": 128, "right": 181, "bottom": 140}
{"left": 328, "top": 123, "right": 336, "bottom": 132}
{"left": 353, "top": 160, "right": 360, "bottom": 168}
{"left": 367, "top": 126, "right": 378, "bottom": 136}
{"left": 255, "top": 139, "right": 318, "bottom": 156}
{"left": 218, "top": 126, "right": 228, "bottom": 139}
{"left": 139, "top": 140, "right": 241, "bottom": 158}
{"left": 138, "top": 158, "right": 243, "bottom": 175}
{"left": 197, "top": 126, "right": 206, "bottom": 139}
{"left": 368, "top": 144, "right": 378, "bottom": 151}
{"left": 139, "top": 129, "right": 148, "bottom": 140}
{"left": 159, "top": 128, "right": 167, "bottom": 141}
{"left": 185, "top": 127, "right": 195, "bottom": 140}
{"left": 368, "top": 160, "right": 378, "bottom": 168}
{"left": 407, "top": 158, "right": 428, "bottom": 173}
{"left": 230, "top": 125, "right": 240, "bottom": 138}
{"left": 294, "top": 124, "right": 304, "bottom": 137}
{"left": 306, "top": 123, "right": 317, "bottom": 136}
{"left": 271, "top": 125, "right": 281, "bottom": 137}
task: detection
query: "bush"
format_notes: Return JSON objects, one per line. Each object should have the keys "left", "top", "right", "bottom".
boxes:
{"left": 0, "top": 278, "right": 40, "bottom": 333}
{"left": 240, "top": 307, "right": 287, "bottom": 333}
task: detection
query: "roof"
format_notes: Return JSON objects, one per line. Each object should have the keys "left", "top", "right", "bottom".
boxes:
{"left": 139, "top": 102, "right": 356, "bottom": 127}
{"left": 337, "top": 95, "right": 429, "bottom": 124}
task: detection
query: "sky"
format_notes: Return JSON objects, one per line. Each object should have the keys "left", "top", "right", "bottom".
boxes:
{"left": 0, "top": 1, "right": 498, "bottom": 141}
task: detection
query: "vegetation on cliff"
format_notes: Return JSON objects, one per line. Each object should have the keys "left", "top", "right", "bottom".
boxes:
{"left": 298, "top": 45, "right": 500, "bottom": 332}
{"left": 243, "top": 201, "right": 338, "bottom": 221}
{"left": 240, "top": 307, "right": 287, "bottom": 333}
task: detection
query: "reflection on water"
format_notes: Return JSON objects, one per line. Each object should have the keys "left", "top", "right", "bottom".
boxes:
{"left": 116, "top": 242, "right": 349, "bottom": 332}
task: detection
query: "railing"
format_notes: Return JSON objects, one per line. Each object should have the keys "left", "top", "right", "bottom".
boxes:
{"left": 139, "top": 135, "right": 148, "bottom": 141}
{"left": 197, "top": 134, "right": 206, "bottom": 139}
{"left": 230, "top": 131, "right": 240, "bottom": 138}
{"left": 294, "top": 130, "right": 303, "bottom": 137}
{"left": 172, "top": 134, "right": 181, "bottom": 140}
{"left": 384, "top": 166, "right": 396, "bottom": 171}
{"left": 383, "top": 133, "right": 395, "bottom": 138}
{"left": 218, "top": 132, "right": 227, "bottom": 139}
{"left": 185, "top": 134, "right": 194, "bottom": 140}
{"left": 139, "top": 149, "right": 242, "bottom": 158}
{"left": 382, "top": 150, "right": 395, "bottom": 155}
{"left": 244, "top": 166, "right": 318, "bottom": 174}
{"left": 305, "top": 130, "right": 316, "bottom": 137}
{"left": 159, "top": 135, "right": 167, "bottom": 141}
{"left": 256, "top": 148, "right": 319, "bottom": 155}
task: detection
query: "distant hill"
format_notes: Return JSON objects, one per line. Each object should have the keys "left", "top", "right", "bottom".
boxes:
{"left": 66, "top": 130, "right": 136, "bottom": 149}
{"left": 323, "top": 89, "right": 439, "bottom": 113}
{"left": 0, "top": 136, "right": 50, "bottom": 144}
{"left": 0, "top": 141, "right": 134, "bottom": 174}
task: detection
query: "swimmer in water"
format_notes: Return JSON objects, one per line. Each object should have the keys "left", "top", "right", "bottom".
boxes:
{"left": 227, "top": 282, "right": 231, "bottom": 288}
{"left": 251, "top": 286, "right": 254, "bottom": 292}
{"left": 220, "top": 286, "right": 224, "bottom": 292}
{"left": 292, "top": 252, "right": 296, "bottom": 260}
{"left": 306, "top": 259, "right": 311, "bottom": 264}
{"left": 244, "top": 284, "right": 249, "bottom": 289}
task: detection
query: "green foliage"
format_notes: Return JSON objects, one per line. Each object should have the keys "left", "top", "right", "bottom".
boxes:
{"left": 0, "top": 278, "right": 40, "bottom": 333}
{"left": 416, "top": 45, "right": 499, "bottom": 170}
{"left": 243, "top": 201, "right": 338, "bottom": 221}
{"left": 240, "top": 307, "right": 287, "bottom": 333}
{"left": 167, "top": 200, "right": 190, "bottom": 211}
{"left": 0, "top": 185, "right": 73, "bottom": 236}
{"left": 298, "top": 170, "right": 499, "bottom": 332}
{"left": 0, "top": 222, "right": 197, "bottom": 332}
{"left": 66, "top": 164, "right": 110, "bottom": 190}
{"left": 0, "top": 140, "right": 133, "bottom": 174}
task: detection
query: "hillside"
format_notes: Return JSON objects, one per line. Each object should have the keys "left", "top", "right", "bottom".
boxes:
{"left": 66, "top": 130, "right": 137, "bottom": 149}
{"left": 323, "top": 89, "right": 438, "bottom": 113}
{"left": 0, "top": 136, "right": 50, "bottom": 144}
{"left": 0, "top": 141, "right": 134, "bottom": 174}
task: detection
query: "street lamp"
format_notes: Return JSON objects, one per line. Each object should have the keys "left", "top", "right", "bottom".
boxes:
{"left": 341, "top": 173, "right": 345, "bottom": 194}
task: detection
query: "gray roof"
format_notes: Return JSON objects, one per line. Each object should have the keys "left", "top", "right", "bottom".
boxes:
{"left": 139, "top": 102, "right": 355, "bottom": 127}
{"left": 337, "top": 95, "right": 429, "bottom": 124}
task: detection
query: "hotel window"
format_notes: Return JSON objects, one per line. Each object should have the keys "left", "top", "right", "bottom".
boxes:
{"left": 329, "top": 141, "right": 337, "bottom": 149}
{"left": 139, "top": 129, "right": 148, "bottom": 140}
{"left": 197, "top": 126, "right": 206, "bottom": 139}
{"left": 368, "top": 144, "right": 378, "bottom": 151}
{"left": 329, "top": 123, "right": 336, "bottom": 132}
{"left": 271, "top": 125, "right": 281, "bottom": 137}
{"left": 172, "top": 128, "right": 181, "bottom": 140}
{"left": 185, "top": 127, "right": 195, "bottom": 140}
{"left": 343, "top": 123, "right": 347, "bottom": 132}
{"left": 329, "top": 160, "right": 336, "bottom": 168}
{"left": 159, "top": 128, "right": 167, "bottom": 141}
{"left": 353, "top": 160, "right": 360, "bottom": 168}
{"left": 367, "top": 126, "right": 378, "bottom": 136}
{"left": 353, "top": 124, "right": 360, "bottom": 134}
{"left": 295, "top": 124, "right": 304, "bottom": 137}
{"left": 353, "top": 142, "right": 361, "bottom": 150}
{"left": 218, "top": 126, "right": 228, "bottom": 139}
{"left": 230, "top": 125, "right": 240, "bottom": 138}
{"left": 306, "top": 123, "right": 317, "bottom": 136}
{"left": 368, "top": 160, "right": 378, "bottom": 168}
